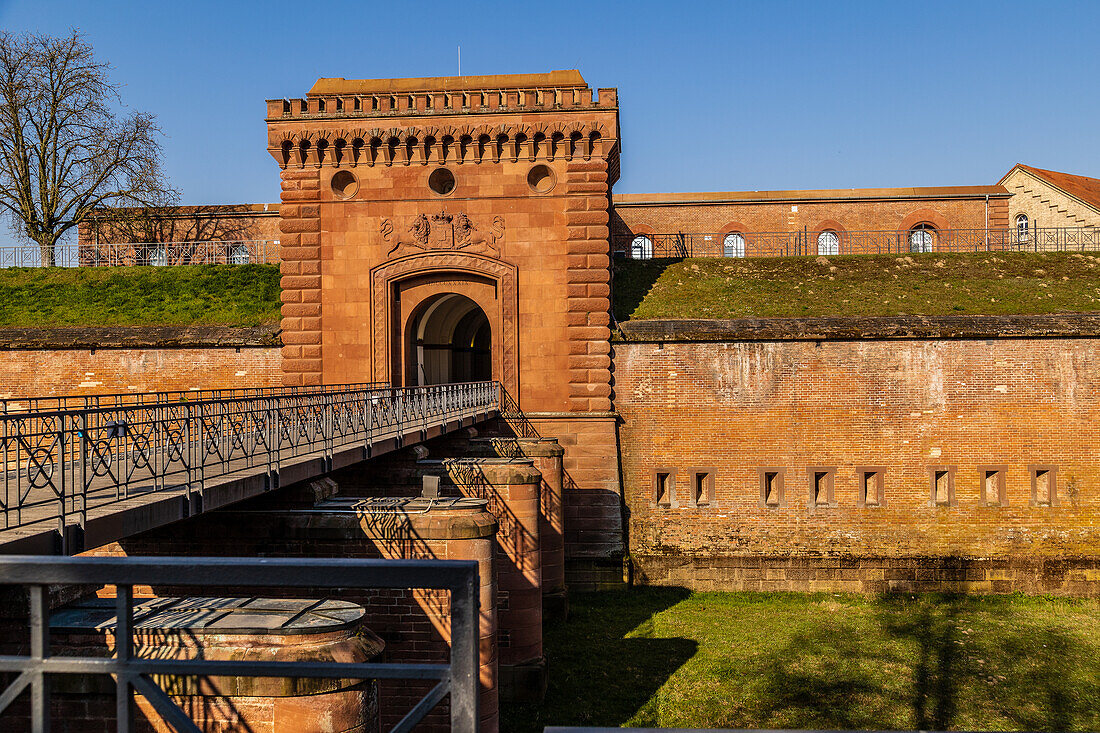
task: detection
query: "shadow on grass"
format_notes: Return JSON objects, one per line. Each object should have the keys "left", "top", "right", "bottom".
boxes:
{"left": 612, "top": 258, "right": 681, "bottom": 322}
{"left": 500, "top": 586, "right": 695, "bottom": 733}
{"left": 749, "top": 594, "right": 1096, "bottom": 731}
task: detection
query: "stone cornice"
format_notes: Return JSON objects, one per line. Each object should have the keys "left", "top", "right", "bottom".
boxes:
{"left": 0, "top": 325, "right": 281, "bottom": 350}
{"left": 617, "top": 314, "right": 1100, "bottom": 342}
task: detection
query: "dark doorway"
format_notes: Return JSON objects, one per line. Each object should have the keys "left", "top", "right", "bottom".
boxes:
{"left": 407, "top": 293, "right": 492, "bottom": 385}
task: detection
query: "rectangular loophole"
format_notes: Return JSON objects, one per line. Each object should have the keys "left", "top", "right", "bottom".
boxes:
{"left": 759, "top": 469, "right": 784, "bottom": 507}
{"left": 692, "top": 471, "right": 714, "bottom": 506}
{"left": 765, "top": 473, "right": 780, "bottom": 505}
{"left": 858, "top": 468, "right": 885, "bottom": 507}
{"left": 934, "top": 470, "right": 951, "bottom": 505}
{"left": 653, "top": 468, "right": 676, "bottom": 507}
{"left": 928, "top": 467, "right": 955, "bottom": 506}
{"left": 1032, "top": 467, "right": 1056, "bottom": 506}
{"left": 806, "top": 466, "right": 835, "bottom": 508}
{"left": 980, "top": 466, "right": 1007, "bottom": 506}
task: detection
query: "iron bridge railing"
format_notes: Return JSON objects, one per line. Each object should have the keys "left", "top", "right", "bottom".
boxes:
{"left": 0, "top": 554, "right": 479, "bottom": 733}
{"left": 617, "top": 226, "right": 1100, "bottom": 259}
{"left": 0, "top": 381, "right": 501, "bottom": 540}
{"left": 0, "top": 382, "right": 389, "bottom": 415}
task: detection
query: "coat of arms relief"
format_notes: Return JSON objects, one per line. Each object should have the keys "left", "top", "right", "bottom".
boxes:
{"left": 381, "top": 209, "right": 505, "bottom": 256}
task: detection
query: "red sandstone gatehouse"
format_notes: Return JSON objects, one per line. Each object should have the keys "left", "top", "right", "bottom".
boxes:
{"left": 266, "top": 70, "right": 625, "bottom": 576}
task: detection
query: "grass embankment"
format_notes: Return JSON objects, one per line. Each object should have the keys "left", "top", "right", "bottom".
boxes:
{"left": 503, "top": 589, "right": 1100, "bottom": 732}
{"left": 0, "top": 265, "right": 282, "bottom": 327}
{"left": 614, "top": 252, "right": 1100, "bottom": 321}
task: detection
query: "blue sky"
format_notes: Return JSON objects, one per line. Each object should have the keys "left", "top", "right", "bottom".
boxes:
{"left": 2, "top": 0, "right": 1098, "bottom": 205}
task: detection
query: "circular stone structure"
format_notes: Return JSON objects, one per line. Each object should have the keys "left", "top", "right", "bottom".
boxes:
{"left": 50, "top": 596, "right": 384, "bottom": 733}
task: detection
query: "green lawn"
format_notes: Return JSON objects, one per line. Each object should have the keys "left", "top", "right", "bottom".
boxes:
{"left": 0, "top": 265, "right": 281, "bottom": 327}
{"left": 502, "top": 589, "right": 1100, "bottom": 732}
{"left": 614, "top": 252, "right": 1100, "bottom": 321}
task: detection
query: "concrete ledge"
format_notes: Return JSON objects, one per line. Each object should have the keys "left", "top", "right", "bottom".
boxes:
{"left": 632, "top": 553, "right": 1100, "bottom": 597}
{"left": 0, "top": 325, "right": 281, "bottom": 350}
{"left": 617, "top": 313, "right": 1100, "bottom": 343}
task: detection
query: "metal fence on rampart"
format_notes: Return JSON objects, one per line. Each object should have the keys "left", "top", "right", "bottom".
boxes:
{"left": 616, "top": 227, "right": 1100, "bottom": 259}
{"left": 0, "top": 240, "right": 278, "bottom": 268}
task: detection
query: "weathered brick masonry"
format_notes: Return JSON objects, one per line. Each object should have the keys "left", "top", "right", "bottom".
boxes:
{"left": 614, "top": 315, "right": 1100, "bottom": 595}
{"left": 0, "top": 327, "right": 282, "bottom": 398}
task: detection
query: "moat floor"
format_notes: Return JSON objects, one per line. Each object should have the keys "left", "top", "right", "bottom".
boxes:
{"left": 502, "top": 588, "right": 1100, "bottom": 732}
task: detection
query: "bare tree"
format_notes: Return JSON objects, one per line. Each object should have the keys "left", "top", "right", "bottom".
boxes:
{"left": 0, "top": 30, "right": 176, "bottom": 266}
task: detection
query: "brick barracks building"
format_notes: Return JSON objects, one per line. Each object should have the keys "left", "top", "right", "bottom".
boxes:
{"left": 61, "top": 69, "right": 1100, "bottom": 597}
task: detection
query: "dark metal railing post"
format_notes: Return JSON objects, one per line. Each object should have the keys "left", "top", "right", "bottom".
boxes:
{"left": 449, "top": 566, "right": 479, "bottom": 732}
{"left": 115, "top": 583, "right": 135, "bottom": 733}
{"left": 29, "top": 584, "right": 49, "bottom": 733}
{"left": 57, "top": 414, "right": 67, "bottom": 549}
{"left": 77, "top": 412, "right": 87, "bottom": 540}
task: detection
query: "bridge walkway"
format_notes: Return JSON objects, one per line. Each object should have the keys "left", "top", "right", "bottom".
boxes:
{"left": 0, "top": 382, "right": 500, "bottom": 555}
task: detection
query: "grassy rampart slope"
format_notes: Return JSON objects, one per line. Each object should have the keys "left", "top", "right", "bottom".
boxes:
{"left": 614, "top": 252, "right": 1100, "bottom": 321}
{"left": 0, "top": 265, "right": 281, "bottom": 327}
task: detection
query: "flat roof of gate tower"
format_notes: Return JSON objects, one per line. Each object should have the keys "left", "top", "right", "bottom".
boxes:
{"left": 308, "top": 69, "right": 587, "bottom": 96}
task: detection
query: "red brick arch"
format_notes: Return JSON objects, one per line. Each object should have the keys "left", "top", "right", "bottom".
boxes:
{"left": 718, "top": 221, "right": 750, "bottom": 234}
{"left": 898, "top": 208, "right": 951, "bottom": 233}
{"left": 810, "top": 219, "right": 847, "bottom": 236}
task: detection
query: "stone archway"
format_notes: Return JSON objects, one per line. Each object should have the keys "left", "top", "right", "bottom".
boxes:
{"left": 370, "top": 251, "right": 519, "bottom": 393}
{"left": 406, "top": 293, "right": 492, "bottom": 385}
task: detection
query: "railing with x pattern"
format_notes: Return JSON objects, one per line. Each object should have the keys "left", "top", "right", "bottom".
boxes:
{"left": 0, "top": 381, "right": 501, "bottom": 539}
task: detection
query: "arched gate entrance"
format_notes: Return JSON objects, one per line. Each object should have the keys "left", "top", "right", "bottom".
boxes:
{"left": 406, "top": 293, "right": 492, "bottom": 385}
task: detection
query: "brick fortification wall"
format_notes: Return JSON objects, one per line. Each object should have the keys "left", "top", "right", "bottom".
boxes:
{"left": 0, "top": 327, "right": 281, "bottom": 397}
{"left": 614, "top": 315, "right": 1100, "bottom": 595}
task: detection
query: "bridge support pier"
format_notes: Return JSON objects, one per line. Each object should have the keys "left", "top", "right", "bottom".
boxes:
{"left": 468, "top": 437, "right": 568, "bottom": 622}
{"left": 414, "top": 458, "right": 547, "bottom": 704}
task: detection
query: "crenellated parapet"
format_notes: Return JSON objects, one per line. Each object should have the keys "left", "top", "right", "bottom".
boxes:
{"left": 265, "top": 70, "right": 615, "bottom": 121}
{"left": 265, "top": 69, "right": 619, "bottom": 172}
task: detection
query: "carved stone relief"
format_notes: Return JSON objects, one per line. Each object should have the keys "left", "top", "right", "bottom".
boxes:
{"left": 381, "top": 209, "right": 504, "bottom": 257}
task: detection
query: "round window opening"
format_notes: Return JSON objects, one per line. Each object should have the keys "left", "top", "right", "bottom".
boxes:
{"left": 429, "top": 168, "right": 456, "bottom": 196}
{"left": 331, "top": 170, "right": 358, "bottom": 199}
{"left": 527, "top": 164, "right": 555, "bottom": 194}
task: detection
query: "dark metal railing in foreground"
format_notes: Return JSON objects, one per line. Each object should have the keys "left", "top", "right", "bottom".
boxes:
{"left": 0, "top": 381, "right": 501, "bottom": 539}
{"left": 616, "top": 226, "right": 1100, "bottom": 259}
{"left": 0, "top": 555, "right": 479, "bottom": 733}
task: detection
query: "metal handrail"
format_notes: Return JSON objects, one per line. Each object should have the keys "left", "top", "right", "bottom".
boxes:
{"left": 616, "top": 226, "right": 1100, "bottom": 259}
{"left": 0, "top": 240, "right": 279, "bottom": 268}
{"left": 0, "top": 382, "right": 390, "bottom": 414}
{"left": 0, "top": 381, "right": 502, "bottom": 539}
{"left": 0, "top": 554, "right": 479, "bottom": 732}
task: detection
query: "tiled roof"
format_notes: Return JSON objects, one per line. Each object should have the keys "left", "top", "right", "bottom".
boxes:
{"left": 613, "top": 185, "right": 1009, "bottom": 206}
{"left": 1010, "top": 165, "right": 1100, "bottom": 212}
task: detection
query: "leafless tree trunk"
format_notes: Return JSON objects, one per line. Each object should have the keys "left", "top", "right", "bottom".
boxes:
{"left": 0, "top": 30, "right": 176, "bottom": 266}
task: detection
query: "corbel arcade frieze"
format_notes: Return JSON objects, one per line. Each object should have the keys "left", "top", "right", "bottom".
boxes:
{"left": 268, "top": 120, "right": 612, "bottom": 169}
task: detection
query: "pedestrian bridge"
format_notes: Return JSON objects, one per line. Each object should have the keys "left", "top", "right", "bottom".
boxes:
{"left": 0, "top": 381, "right": 501, "bottom": 555}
